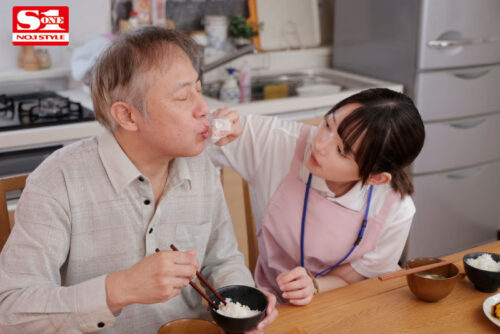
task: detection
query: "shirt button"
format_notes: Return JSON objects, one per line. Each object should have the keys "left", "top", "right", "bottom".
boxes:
{"left": 97, "top": 322, "right": 105, "bottom": 328}
{"left": 144, "top": 199, "right": 151, "bottom": 205}
{"left": 138, "top": 176, "right": 145, "bottom": 182}
{"left": 149, "top": 227, "right": 153, "bottom": 234}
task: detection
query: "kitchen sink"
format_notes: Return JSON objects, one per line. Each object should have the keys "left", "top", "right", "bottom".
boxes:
{"left": 202, "top": 68, "right": 379, "bottom": 102}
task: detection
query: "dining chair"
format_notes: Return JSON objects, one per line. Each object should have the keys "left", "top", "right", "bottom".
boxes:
{"left": 0, "top": 174, "right": 28, "bottom": 253}
{"left": 242, "top": 180, "right": 258, "bottom": 275}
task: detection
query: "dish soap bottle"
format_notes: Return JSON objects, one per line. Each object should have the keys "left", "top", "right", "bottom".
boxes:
{"left": 219, "top": 68, "right": 240, "bottom": 104}
{"left": 239, "top": 61, "right": 251, "bottom": 103}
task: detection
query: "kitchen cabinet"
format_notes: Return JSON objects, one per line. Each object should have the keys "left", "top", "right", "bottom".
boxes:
{"left": 333, "top": 0, "right": 500, "bottom": 260}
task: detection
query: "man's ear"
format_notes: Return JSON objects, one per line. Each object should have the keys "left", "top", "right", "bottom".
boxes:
{"left": 109, "top": 101, "right": 139, "bottom": 132}
{"left": 366, "top": 172, "right": 392, "bottom": 186}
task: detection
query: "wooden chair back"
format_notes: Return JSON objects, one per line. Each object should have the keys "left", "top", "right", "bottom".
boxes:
{"left": 0, "top": 174, "right": 28, "bottom": 252}
{"left": 242, "top": 180, "right": 258, "bottom": 275}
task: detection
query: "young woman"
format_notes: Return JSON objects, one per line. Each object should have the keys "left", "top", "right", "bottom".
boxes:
{"left": 209, "top": 88, "right": 425, "bottom": 305}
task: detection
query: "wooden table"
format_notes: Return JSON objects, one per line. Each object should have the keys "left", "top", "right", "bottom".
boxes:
{"left": 267, "top": 241, "right": 500, "bottom": 333}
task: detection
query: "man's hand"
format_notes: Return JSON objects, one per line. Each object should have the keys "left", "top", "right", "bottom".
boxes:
{"left": 212, "top": 107, "right": 242, "bottom": 146}
{"left": 276, "top": 267, "right": 315, "bottom": 305}
{"left": 105, "top": 249, "right": 199, "bottom": 312}
{"left": 245, "top": 289, "right": 278, "bottom": 334}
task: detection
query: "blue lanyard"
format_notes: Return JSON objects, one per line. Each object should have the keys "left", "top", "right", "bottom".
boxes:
{"left": 300, "top": 173, "right": 374, "bottom": 278}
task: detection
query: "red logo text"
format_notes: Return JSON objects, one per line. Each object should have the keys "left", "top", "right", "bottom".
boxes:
{"left": 13, "top": 6, "right": 69, "bottom": 45}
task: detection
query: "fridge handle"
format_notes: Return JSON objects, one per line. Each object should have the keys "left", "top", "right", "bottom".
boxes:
{"left": 448, "top": 119, "right": 485, "bottom": 129}
{"left": 446, "top": 168, "right": 483, "bottom": 180}
{"left": 427, "top": 36, "right": 497, "bottom": 50}
{"left": 452, "top": 70, "right": 490, "bottom": 80}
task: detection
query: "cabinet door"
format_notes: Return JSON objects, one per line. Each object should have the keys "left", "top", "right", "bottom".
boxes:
{"left": 415, "top": 64, "right": 500, "bottom": 121}
{"left": 406, "top": 160, "right": 500, "bottom": 260}
{"left": 419, "top": 0, "right": 500, "bottom": 70}
{"left": 413, "top": 111, "right": 500, "bottom": 174}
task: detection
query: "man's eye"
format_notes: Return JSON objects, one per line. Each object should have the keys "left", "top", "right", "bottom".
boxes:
{"left": 176, "top": 96, "right": 188, "bottom": 101}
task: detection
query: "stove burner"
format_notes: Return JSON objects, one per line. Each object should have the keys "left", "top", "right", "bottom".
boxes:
{"left": 18, "top": 96, "right": 83, "bottom": 125}
{"left": 0, "top": 91, "right": 94, "bottom": 131}
{"left": 0, "top": 94, "right": 14, "bottom": 120}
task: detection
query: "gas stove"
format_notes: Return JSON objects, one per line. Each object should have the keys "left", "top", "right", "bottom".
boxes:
{"left": 0, "top": 91, "right": 94, "bottom": 131}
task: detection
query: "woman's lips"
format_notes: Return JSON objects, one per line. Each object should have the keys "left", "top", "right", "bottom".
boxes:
{"left": 309, "top": 152, "right": 320, "bottom": 167}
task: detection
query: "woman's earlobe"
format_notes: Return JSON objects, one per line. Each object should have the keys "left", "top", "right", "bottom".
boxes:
{"left": 366, "top": 172, "right": 392, "bottom": 186}
{"left": 110, "top": 102, "right": 138, "bottom": 131}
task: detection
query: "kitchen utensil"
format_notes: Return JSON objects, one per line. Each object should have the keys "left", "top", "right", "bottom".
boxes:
{"left": 463, "top": 252, "right": 500, "bottom": 292}
{"left": 208, "top": 285, "right": 267, "bottom": 333}
{"left": 378, "top": 259, "right": 455, "bottom": 281}
{"left": 483, "top": 293, "right": 500, "bottom": 327}
{"left": 169, "top": 244, "right": 226, "bottom": 307}
{"left": 158, "top": 318, "right": 224, "bottom": 334}
{"left": 405, "top": 258, "right": 460, "bottom": 302}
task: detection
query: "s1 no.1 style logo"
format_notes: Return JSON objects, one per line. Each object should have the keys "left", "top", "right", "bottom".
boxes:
{"left": 13, "top": 6, "right": 69, "bottom": 45}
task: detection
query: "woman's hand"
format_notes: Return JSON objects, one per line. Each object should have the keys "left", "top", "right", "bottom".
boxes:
{"left": 211, "top": 107, "right": 242, "bottom": 146}
{"left": 276, "top": 267, "right": 315, "bottom": 305}
{"left": 245, "top": 289, "right": 278, "bottom": 334}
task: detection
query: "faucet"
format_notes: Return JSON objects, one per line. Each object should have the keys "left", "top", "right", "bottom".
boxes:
{"left": 199, "top": 43, "right": 258, "bottom": 83}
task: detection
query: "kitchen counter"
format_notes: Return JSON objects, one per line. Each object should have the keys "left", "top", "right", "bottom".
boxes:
{"left": 0, "top": 67, "right": 401, "bottom": 151}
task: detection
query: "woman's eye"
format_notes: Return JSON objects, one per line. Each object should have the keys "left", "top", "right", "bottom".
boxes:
{"left": 176, "top": 96, "right": 188, "bottom": 101}
{"left": 337, "top": 145, "right": 346, "bottom": 157}
{"left": 325, "top": 121, "right": 330, "bottom": 129}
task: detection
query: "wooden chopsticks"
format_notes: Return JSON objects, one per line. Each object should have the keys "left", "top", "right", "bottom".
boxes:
{"left": 169, "top": 244, "right": 227, "bottom": 309}
{"left": 378, "top": 259, "right": 454, "bottom": 281}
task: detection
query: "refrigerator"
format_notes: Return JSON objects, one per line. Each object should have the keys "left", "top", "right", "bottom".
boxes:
{"left": 332, "top": 0, "right": 500, "bottom": 260}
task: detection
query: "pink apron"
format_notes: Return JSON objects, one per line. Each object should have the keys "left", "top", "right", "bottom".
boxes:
{"left": 254, "top": 125, "right": 397, "bottom": 301}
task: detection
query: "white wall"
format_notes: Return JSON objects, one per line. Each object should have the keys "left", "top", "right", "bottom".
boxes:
{"left": 1, "top": 0, "right": 112, "bottom": 72}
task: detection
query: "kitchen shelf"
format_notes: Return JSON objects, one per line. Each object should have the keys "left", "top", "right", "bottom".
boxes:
{"left": 0, "top": 65, "right": 71, "bottom": 82}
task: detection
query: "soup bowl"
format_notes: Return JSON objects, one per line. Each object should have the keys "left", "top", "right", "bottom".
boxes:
{"left": 405, "top": 257, "right": 460, "bottom": 302}
{"left": 158, "top": 318, "right": 223, "bottom": 334}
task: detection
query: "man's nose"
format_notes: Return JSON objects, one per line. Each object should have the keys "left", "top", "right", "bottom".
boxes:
{"left": 194, "top": 94, "right": 210, "bottom": 118}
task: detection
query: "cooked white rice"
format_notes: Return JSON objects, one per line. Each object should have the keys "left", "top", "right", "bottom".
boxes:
{"left": 466, "top": 254, "right": 500, "bottom": 272}
{"left": 216, "top": 298, "right": 260, "bottom": 318}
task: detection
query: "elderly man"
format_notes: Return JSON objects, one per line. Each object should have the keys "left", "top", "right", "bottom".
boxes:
{"left": 0, "top": 27, "right": 276, "bottom": 333}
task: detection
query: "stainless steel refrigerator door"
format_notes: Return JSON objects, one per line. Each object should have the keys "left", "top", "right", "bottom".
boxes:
{"left": 415, "top": 64, "right": 500, "bottom": 121}
{"left": 407, "top": 160, "right": 500, "bottom": 260}
{"left": 419, "top": 0, "right": 500, "bottom": 70}
{"left": 413, "top": 111, "right": 500, "bottom": 174}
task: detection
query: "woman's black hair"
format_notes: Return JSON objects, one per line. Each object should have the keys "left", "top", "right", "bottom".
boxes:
{"left": 325, "top": 88, "right": 425, "bottom": 197}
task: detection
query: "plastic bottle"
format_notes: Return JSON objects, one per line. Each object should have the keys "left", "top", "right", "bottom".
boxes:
{"left": 239, "top": 61, "right": 252, "bottom": 103}
{"left": 219, "top": 68, "right": 240, "bottom": 104}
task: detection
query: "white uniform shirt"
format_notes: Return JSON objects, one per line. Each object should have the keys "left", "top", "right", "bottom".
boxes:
{"left": 208, "top": 115, "right": 415, "bottom": 277}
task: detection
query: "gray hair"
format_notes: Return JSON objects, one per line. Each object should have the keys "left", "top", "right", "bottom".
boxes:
{"left": 90, "top": 27, "right": 201, "bottom": 131}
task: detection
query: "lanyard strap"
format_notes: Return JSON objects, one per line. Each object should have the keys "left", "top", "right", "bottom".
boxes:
{"left": 300, "top": 173, "right": 374, "bottom": 277}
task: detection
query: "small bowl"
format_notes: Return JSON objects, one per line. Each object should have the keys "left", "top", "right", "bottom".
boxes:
{"left": 208, "top": 285, "right": 268, "bottom": 334}
{"left": 158, "top": 318, "right": 224, "bottom": 334}
{"left": 463, "top": 252, "right": 500, "bottom": 293}
{"left": 405, "top": 257, "right": 460, "bottom": 302}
